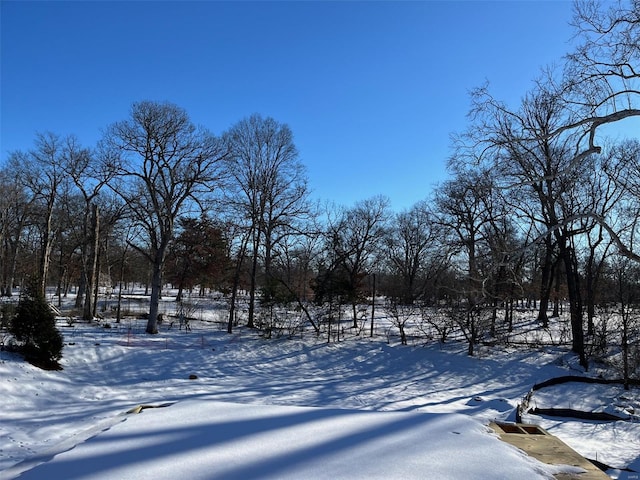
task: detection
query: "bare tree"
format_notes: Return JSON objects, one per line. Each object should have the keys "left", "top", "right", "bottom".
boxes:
{"left": 555, "top": 0, "right": 640, "bottom": 266}
{"left": 222, "top": 114, "right": 310, "bottom": 329}
{"left": 565, "top": 0, "right": 639, "bottom": 134}
{"left": 102, "top": 101, "right": 227, "bottom": 334}
{"left": 433, "top": 169, "right": 494, "bottom": 355}
{"left": 265, "top": 212, "right": 323, "bottom": 336}
{"left": 49, "top": 183, "right": 84, "bottom": 306}
{"left": 464, "top": 86, "right": 600, "bottom": 367}
{"left": 325, "top": 196, "right": 390, "bottom": 329}
{"left": 8, "top": 133, "right": 68, "bottom": 295}
{"left": 387, "top": 300, "right": 419, "bottom": 345}
{"left": 0, "top": 166, "right": 34, "bottom": 296}
{"left": 56, "top": 135, "right": 115, "bottom": 320}
{"left": 223, "top": 216, "right": 252, "bottom": 334}
{"left": 573, "top": 145, "right": 626, "bottom": 335}
{"left": 383, "top": 200, "right": 438, "bottom": 304}
{"left": 108, "top": 217, "right": 141, "bottom": 323}
{"left": 609, "top": 255, "right": 640, "bottom": 389}
{"left": 433, "top": 0, "right": 638, "bottom": 365}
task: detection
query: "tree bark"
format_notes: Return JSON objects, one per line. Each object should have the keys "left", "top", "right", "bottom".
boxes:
{"left": 146, "top": 261, "right": 162, "bottom": 334}
{"left": 537, "top": 238, "right": 554, "bottom": 327}
{"left": 247, "top": 230, "right": 260, "bottom": 329}
{"left": 83, "top": 204, "right": 99, "bottom": 321}
{"left": 227, "top": 232, "right": 249, "bottom": 334}
{"left": 39, "top": 206, "right": 55, "bottom": 296}
{"left": 146, "top": 245, "right": 167, "bottom": 334}
{"left": 559, "top": 236, "right": 586, "bottom": 368}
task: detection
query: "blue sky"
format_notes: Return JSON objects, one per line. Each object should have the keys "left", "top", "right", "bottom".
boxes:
{"left": 1, "top": 1, "right": 578, "bottom": 211}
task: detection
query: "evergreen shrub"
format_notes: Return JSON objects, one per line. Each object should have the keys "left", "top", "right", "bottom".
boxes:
{"left": 10, "top": 284, "right": 63, "bottom": 369}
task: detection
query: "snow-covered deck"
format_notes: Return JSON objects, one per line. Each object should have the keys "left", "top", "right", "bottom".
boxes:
{"left": 490, "top": 422, "right": 610, "bottom": 480}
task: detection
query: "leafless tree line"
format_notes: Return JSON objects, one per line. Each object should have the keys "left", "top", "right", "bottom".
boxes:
{"left": 1, "top": 1, "right": 638, "bottom": 374}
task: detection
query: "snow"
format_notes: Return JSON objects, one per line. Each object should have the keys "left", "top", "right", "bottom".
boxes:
{"left": 1, "top": 300, "right": 638, "bottom": 479}
{"left": 8, "top": 401, "right": 551, "bottom": 480}
{"left": 524, "top": 381, "right": 640, "bottom": 472}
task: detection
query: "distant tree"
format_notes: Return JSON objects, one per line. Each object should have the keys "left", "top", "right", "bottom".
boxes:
{"left": 383, "top": 200, "right": 437, "bottom": 304}
{"left": 271, "top": 228, "right": 321, "bottom": 303}
{"left": 223, "top": 114, "right": 310, "bottom": 329}
{"left": 478, "top": 188, "right": 524, "bottom": 335}
{"left": 312, "top": 248, "right": 353, "bottom": 308}
{"left": 609, "top": 256, "right": 640, "bottom": 389}
{"left": 387, "top": 300, "right": 418, "bottom": 345}
{"left": 434, "top": 170, "right": 495, "bottom": 355}
{"left": 0, "top": 166, "right": 33, "bottom": 296}
{"left": 268, "top": 229, "right": 322, "bottom": 335}
{"left": 60, "top": 135, "right": 113, "bottom": 320}
{"left": 108, "top": 219, "right": 139, "bottom": 323}
{"left": 312, "top": 258, "right": 353, "bottom": 341}
{"left": 166, "top": 216, "right": 231, "bottom": 300}
{"left": 603, "top": 140, "right": 640, "bottom": 266}
{"left": 434, "top": 170, "right": 493, "bottom": 300}
{"left": 8, "top": 133, "right": 68, "bottom": 295}
{"left": 324, "top": 196, "right": 390, "bottom": 329}
{"left": 50, "top": 186, "right": 85, "bottom": 306}
{"left": 578, "top": 146, "right": 624, "bottom": 335}
{"left": 102, "top": 101, "right": 227, "bottom": 334}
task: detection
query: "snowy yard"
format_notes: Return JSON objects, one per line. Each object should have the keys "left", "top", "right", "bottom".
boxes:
{"left": 1, "top": 296, "right": 639, "bottom": 479}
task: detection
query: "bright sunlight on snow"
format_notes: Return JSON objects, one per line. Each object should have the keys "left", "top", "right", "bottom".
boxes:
{"left": 1, "top": 293, "right": 638, "bottom": 479}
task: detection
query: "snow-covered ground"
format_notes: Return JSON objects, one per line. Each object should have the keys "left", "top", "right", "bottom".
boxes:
{"left": 1, "top": 296, "right": 638, "bottom": 479}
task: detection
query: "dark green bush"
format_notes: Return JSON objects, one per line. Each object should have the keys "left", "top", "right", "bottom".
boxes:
{"left": 10, "top": 284, "right": 63, "bottom": 369}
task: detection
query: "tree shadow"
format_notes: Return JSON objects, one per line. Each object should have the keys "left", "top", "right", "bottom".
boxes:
{"left": 15, "top": 402, "right": 451, "bottom": 480}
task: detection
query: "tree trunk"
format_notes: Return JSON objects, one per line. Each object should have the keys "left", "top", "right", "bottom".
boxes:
{"left": 585, "top": 264, "right": 596, "bottom": 336}
{"left": 622, "top": 306, "right": 630, "bottom": 390}
{"left": 559, "top": 238, "right": 586, "bottom": 368}
{"left": 6, "top": 238, "right": 21, "bottom": 297}
{"left": 537, "top": 239, "right": 554, "bottom": 327}
{"left": 247, "top": 228, "right": 261, "bottom": 329}
{"left": 92, "top": 245, "right": 101, "bottom": 319}
{"left": 76, "top": 270, "right": 86, "bottom": 309}
{"left": 552, "top": 260, "right": 561, "bottom": 318}
{"left": 263, "top": 229, "right": 273, "bottom": 304}
{"left": 370, "top": 273, "right": 376, "bottom": 337}
{"left": 146, "top": 247, "right": 166, "bottom": 335}
{"left": 227, "top": 257, "right": 244, "bottom": 334}
{"left": 75, "top": 206, "right": 91, "bottom": 309}
{"left": 467, "top": 317, "right": 475, "bottom": 356}
{"left": 227, "top": 233, "right": 250, "bottom": 334}
{"left": 83, "top": 204, "right": 99, "bottom": 321}
{"left": 508, "top": 297, "right": 514, "bottom": 332}
{"left": 39, "top": 210, "right": 55, "bottom": 296}
{"left": 349, "top": 301, "right": 356, "bottom": 329}
{"left": 247, "top": 252, "right": 258, "bottom": 329}
{"left": 227, "top": 287, "right": 238, "bottom": 334}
